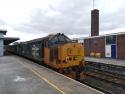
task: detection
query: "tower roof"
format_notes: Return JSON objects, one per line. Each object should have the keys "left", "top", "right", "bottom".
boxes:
{"left": 0, "top": 29, "right": 7, "bottom": 35}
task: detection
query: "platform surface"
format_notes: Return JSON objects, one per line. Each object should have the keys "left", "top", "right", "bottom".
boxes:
{"left": 85, "top": 57, "right": 125, "bottom": 67}
{"left": 0, "top": 55, "right": 103, "bottom": 94}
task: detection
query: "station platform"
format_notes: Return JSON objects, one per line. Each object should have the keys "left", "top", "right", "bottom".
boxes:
{"left": 0, "top": 55, "right": 103, "bottom": 94}
{"left": 85, "top": 57, "right": 125, "bottom": 67}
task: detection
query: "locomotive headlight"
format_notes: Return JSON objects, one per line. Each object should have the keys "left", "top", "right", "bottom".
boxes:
{"left": 65, "top": 57, "right": 69, "bottom": 62}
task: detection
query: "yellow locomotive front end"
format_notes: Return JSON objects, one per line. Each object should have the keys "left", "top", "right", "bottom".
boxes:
{"left": 44, "top": 33, "right": 84, "bottom": 80}
{"left": 58, "top": 43, "right": 84, "bottom": 68}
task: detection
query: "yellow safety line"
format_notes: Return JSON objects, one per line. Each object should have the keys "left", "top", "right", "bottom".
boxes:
{"left": 18, "top": 61, "right": 66, "bottom": 94}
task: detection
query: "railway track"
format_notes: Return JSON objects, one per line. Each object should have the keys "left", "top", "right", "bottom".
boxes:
{"left": 84, "top": 62, "right": 125, "bottom": 94}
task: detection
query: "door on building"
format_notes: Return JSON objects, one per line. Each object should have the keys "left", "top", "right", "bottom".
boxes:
{"left": 111, "top": 45, "right": 116, "bottom": 58}
{"left": 105, "top": 45, "right": 116, "bottom": 58}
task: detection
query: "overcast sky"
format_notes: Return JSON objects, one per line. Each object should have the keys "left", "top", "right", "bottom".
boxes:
{"left": 0, "top": 0, "right": 125, "bottom": 41}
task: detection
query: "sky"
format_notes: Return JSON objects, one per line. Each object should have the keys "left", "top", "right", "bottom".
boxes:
{"left": 0, "top": 0, "right": 125, "bottom": 41}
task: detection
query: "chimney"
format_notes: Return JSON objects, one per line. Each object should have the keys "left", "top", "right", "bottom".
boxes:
{"left": 91, "top": 9, "right": 99, "bottom": 36}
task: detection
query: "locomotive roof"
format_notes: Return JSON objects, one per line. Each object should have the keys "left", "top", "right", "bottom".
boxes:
{"left": 21, "top": 34, "right": 53, "bottom": 44}
{"left": 23, "top": 33, "right": 71, "bottom": 44}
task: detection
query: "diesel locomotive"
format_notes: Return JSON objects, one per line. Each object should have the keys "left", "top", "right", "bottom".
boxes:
{"left": 7, "top": 33, "right": 84, "bottom": 79}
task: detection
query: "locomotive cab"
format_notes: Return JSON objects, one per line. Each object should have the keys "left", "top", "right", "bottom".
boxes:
{"left": 44, "top": 33, "right": 84, "bottom": 69}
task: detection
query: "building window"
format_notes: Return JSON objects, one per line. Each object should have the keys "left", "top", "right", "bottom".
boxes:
{"left": 106, "top": 35, "right": 116, "bottom": 44}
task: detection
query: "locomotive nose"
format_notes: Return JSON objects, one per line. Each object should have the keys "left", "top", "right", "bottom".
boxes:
{"left": 63, "top": 43, "right": 83, "bottom": 63}
{"left": 67, "top": 44, "right": 82, "bottom": 56}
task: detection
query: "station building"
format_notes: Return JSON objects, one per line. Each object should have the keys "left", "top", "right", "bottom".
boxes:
{"left": 84, "top": 32, "right": 125, "bottom": 60}
{"left": 0, "top": 30, "right": 7, "bottom": 56}
{"left": 0, "top": 30, "right": 19, "bottom": 56}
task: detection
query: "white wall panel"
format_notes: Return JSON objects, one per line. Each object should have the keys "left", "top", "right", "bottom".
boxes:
{"left": 105, "top": 45, "right": 111, "bottom": 57}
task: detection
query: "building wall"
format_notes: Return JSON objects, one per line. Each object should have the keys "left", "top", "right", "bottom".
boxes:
{"left": 84, "top": 39, "right": 91, "bottom": 56}
{"left": 0, "top": 39, "right": 3, "bottom": 56}
{"left": 117, "top": 34, "right": 125, "bottom": 59}
{"left": 84, "top": 37, "right": 105, "bottom": 57}
{"left": 0, "top": 33, "right": 4, "bottom": 56}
